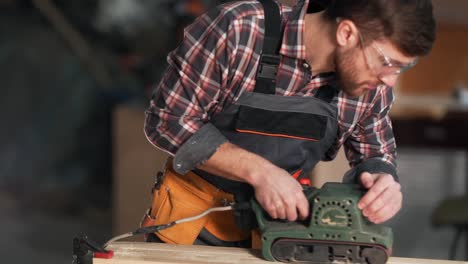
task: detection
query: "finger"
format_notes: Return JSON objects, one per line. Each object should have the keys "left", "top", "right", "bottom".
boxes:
{"left": 362, "top": 196, "right": 385, "bottom": 218}
{"left": 264, "top": 201, "right": 278, "bottom": 219}
{"left": 285, "top": 198, "right": 298, "bottom": 222}
{"left": 358, "top": 174, "right": 393, "bottom": 210}
{"left": 292, "top": 191, "right": 309, "bottom": 220}
{"left": 368, "top": 187, "right": 402, "bottom": 223}
{"left": 261, "top": 195, "right": 280, "bottom": 219}
{"left": 360, "top": 172, "right": 375, "bottom": 189}
{"left": 275, "top": 203, "right": 286, "bottom": 220}
{"left": 368, "top": 194, "right": 402, "bottom": 224}
{"left": 368, "top": 206, "right": 391, "bottom": 224}
{"left": 363, "top": 183, "right": 399, "bottom": 217}
{"left": 295, "top": 192, "right": 310, "bottom": 220}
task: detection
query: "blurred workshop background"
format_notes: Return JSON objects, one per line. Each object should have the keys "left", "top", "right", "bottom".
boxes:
{"left": 0, "top": 0, "right": 467, "bottom": 263}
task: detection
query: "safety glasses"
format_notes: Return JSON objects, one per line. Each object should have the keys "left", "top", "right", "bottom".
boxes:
{"left": 358, "top": 33, "right": 418, "bottom": 78}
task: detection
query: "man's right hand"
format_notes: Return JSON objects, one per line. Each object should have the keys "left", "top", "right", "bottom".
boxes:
{"left": 199, "top": 142, "right": 310, "bottom": 222}
{"left": 251, "top": 165, "right": 309, "bottom": 221}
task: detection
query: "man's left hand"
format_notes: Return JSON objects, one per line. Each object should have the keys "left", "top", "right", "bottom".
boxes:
{"left": 358, "top": 172, "right": 402, "bottom": 224}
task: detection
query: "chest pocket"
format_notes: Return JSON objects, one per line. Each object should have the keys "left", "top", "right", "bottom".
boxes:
{"left": 235, "top": 105, "right": 327, "bottom": 142}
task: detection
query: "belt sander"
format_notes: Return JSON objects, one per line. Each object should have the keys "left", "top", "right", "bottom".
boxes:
{"left": 73, "top": 182, "right": 392, "bottom": 264}
{"left": 248, "top": 182, "right": 393, "bottom": 263}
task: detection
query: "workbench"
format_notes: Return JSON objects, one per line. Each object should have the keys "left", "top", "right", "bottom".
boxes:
{"left": 95, "top": 242, "right": 468, "bottom": 264}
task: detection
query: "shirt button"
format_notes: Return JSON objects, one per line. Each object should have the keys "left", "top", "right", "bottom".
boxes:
{"left": 303, "top": 62, "right": 310, "bottom": 69}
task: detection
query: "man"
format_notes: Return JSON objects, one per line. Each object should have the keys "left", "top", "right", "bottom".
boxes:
{"left": 142, "top": 0, "right": 436, "bottom": 247}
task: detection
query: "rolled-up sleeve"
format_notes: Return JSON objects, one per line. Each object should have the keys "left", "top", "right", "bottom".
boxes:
{"left": 144, "top": 5, "right": 244, "bottom": 173}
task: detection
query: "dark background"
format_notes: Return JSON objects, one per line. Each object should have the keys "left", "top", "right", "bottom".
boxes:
{"left": 0, "top": 0, "right": 467, "bottom": 263}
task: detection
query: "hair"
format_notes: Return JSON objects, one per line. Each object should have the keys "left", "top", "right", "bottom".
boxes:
{"left": 320, "top": 0, "right": 436, "bottom": 57}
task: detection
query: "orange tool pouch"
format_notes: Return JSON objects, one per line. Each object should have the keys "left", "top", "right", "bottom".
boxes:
{"left": 140, "top": 162, "right": 250, "bottom": 245}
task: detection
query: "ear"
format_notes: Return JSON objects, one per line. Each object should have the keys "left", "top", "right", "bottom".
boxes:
{"left": 336, "top": 19, "right": 359, "bottom": 48}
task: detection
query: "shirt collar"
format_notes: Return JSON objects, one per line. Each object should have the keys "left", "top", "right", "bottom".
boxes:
{"left": 279, "top": 0, "right": 309, "bottom": 60}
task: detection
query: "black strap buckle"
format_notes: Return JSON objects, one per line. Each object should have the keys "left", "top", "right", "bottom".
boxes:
{"left": 257, "top": 54, "right": 280, "bottom": 81}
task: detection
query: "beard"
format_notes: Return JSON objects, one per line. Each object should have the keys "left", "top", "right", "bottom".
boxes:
{"left": 335, "top": 48, "right": 380, "bottom": 97}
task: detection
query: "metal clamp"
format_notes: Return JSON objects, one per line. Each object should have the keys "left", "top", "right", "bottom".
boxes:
{"left": 72, "top": 235, "right": 113, "bottom": 264}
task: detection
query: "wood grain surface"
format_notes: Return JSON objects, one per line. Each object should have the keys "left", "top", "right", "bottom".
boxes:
{"left": 94, "top": 242, "right": 468, "bottom": 264}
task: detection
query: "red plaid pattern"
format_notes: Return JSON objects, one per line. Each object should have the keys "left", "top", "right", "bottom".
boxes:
{"left": 144, "top": 0, "right": 396, "bottom": 169}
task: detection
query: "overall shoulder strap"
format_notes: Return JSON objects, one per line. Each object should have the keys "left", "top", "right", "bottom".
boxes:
{"left": 254, "top": 0, "right": 282, "bottom": 94}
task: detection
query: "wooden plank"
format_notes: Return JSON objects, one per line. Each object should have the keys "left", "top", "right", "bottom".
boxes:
{"left": 94, "top": 242, "right": 468, "bottom": 264}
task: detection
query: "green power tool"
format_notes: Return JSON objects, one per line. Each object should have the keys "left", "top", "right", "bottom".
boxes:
{"left": 73, "top": 182, "right": 392, "bottom": 264}
{"left": 250, "top": 182, "right": 393, "bottom": 264}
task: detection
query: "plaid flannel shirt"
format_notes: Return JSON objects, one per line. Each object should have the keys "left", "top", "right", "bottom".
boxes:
{"left": 144, "top": 0, "right": 398, "bottom": 180}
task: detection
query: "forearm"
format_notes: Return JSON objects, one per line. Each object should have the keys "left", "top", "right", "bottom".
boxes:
{"left": 198, "top": 141, "right": 274, "bottom": 187}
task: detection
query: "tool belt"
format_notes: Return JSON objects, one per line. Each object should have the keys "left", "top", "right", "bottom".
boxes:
{"left": 140, "top": 160, "right": 251, "bottom": 245}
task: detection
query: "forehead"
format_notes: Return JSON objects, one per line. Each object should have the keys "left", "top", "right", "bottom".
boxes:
{"left": 373, "top": 39, "right": 417, "bottom": 65}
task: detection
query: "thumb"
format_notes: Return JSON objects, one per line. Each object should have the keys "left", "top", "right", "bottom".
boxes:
{"left": 360, "top": 172, "right": 375, "bottom": 189}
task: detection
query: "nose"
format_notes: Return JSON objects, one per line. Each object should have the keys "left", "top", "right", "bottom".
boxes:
{"left": 379, "top": 74, "right": 399, "bottom": 87}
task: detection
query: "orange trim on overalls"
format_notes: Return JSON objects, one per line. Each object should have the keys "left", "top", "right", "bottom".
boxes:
{"left": 236, "top": 129, "right": 319, "bottom": 141}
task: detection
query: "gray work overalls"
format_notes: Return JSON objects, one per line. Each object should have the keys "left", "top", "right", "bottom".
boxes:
{"left": 147, "top": 0, "right": 339, "bottom": 247}
{"left": 194, "top": 0, "right": 339, "bottom": 245}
